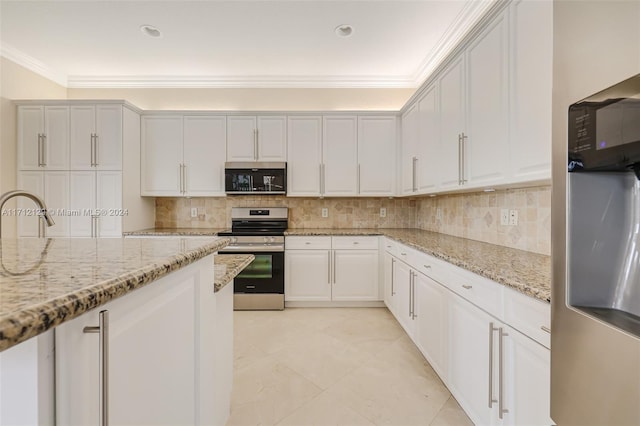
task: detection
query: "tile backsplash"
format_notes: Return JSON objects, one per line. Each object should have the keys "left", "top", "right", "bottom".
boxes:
{"left": 155, "top": 185, "right": 551, "bottom": 255}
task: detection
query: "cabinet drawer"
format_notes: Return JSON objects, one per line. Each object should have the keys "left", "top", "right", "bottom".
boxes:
{"left": 285, "top": 236, "right": 332, "bottom": 250}
{"left": 447, "top": 266, "right": 503, "bottom": 318}
{"left": 383, "top": 238, "right": 399, "bottom": 256}
{"left": 413, "top": 252, "right": 450, "bottom": 285}
{"left": 332, "top": 236, "right": 378, "bottom": 250}
{"left": 504, "top": 287, "right": 551, "bottom": 348}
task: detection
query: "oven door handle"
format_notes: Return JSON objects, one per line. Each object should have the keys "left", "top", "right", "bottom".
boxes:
{"left": 220, "top": 244, "right": 285, "bottom": 253}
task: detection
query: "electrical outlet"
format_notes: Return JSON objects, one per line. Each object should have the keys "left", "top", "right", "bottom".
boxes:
{"left": 380, "top": 208, "right": 387, "bottom": 218}
{"left": 321, "top": 208, "right": 328, "bottom": 218}
{"left": 436, "top": 208, "right": 443, "bottom": 220}
{"left": 509, "top": 209, "right": 519, "bottom": 226}
{"left": 500, "top": 209, "right": 509, "bottom": 225}
{"left": 190, "top": 208, "right": 198, "bottom": 218}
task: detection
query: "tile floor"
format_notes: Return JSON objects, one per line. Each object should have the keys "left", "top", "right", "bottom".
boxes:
{"left": 228, "top": 307, "right": 473, "bottom": 426}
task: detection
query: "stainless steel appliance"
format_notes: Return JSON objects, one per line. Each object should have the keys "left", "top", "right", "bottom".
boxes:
{"left": 218, "top": 207, "right": 287, "bottom": 310}
{"left": 224, "top": 162, "right": 286, "bottom": 195}
{"left": 553, "top": 74, "right": 640, "bottom": 425}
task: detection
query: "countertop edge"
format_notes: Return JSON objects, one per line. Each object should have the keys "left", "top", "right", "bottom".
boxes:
{"left": 0, "top": 238, "right": 228, "bottom": 352}
{"left": 214, "top": 254, "right": 255, "bottom": 292}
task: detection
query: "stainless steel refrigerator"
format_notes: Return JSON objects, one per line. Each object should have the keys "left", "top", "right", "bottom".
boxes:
{"left": 552, "top": 74, "right": 640, "bottom": 425}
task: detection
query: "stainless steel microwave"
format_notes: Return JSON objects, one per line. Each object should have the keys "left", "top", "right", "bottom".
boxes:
{"left": 224, "top": 162, "right": 287, "bottom": 195}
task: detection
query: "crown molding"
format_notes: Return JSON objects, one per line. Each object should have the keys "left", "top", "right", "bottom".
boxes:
{"left": 412, "top": 0, "right": 498, "bottom": 85}
{"left": 66, "top": 74, "right": 419, "bottom": 89}
{"left": 1, "top": 43, "right": 68, "bottom": 87}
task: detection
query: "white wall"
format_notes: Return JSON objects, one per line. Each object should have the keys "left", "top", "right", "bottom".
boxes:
{"left": 67, "top": 87, "right": 414, "bottom": 111}
{"left": 0, "top": 58, "right": 67, "bottom": 237}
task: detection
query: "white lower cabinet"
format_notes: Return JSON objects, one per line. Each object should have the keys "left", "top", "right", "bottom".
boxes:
{"left": 55, "top": 255, "right": 221, "bottom": 426}
{"left": 285, "top": 236, "right": 379, "bottom": 303}
{"left": 382, "top": 238, "right": 551, "bottom": 426}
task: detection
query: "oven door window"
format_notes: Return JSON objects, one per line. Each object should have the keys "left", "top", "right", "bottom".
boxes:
{"left": 237, "top": 254, "right": 273, "bottom": 279}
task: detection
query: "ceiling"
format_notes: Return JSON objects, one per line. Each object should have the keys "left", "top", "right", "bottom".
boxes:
{"left": 0, "top": 1, "right": 495, "bottom": 89}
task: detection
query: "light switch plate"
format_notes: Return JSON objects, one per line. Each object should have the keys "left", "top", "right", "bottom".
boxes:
{"left": 191, "top": 208, "right": 198, "bottom": 218}
{"left": 436, "top": 208, "right": 443, "bottom": 220}
{"left": 380, "top": 208, "right": 386, "bottom": 218}
{"left": 500, "top": 209, "right": 509, "bottom": 226}
{"left": 509, "top": 209, "right": 519, "bottom": 226}
{"left": 321, "top": 208, "right": 328, "bottom": 218}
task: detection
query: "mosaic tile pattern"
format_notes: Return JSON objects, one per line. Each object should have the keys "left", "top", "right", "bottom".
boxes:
{"left": 285, "top": 228, "right": 550, "bottom": 302}
{"left": 0, "top": 237, "right": 229, "bottom": 352}
{"left": 214, "top": 254, "right": 254, "bottom": 292}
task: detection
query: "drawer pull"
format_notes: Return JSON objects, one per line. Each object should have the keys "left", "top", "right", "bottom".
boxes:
{"left": 353, "top": 241, "right": 359, "bottom": 244}
{"left": 423, "top": 265, "right": 431, "bottom": 269}
{"left": 541, "top": 326, "right": 551, "bottom": 334}
{"left": 462, "top": 284, "right": 473, "bottom": 290}
{"left": 305, "top": 242, "right": 311, "bottom": 245}
{"left": 400, "top": 252, "right": 407, "bottom": 256}
{"left": 386, "top": 245, "right": 392, "bottom": 248}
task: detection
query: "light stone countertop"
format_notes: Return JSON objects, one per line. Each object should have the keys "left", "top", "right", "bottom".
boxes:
{"left": 123, "top": 228, "right": 227, "bottom": 236}
{"left": 127, "top": 227, "right": 551, "bottom": 303}
{"left": 214, "top": 254, "right": 254, "bottom": 292}
{"left": 0, "top": 237, "right": 229, "bottom": 352}
{"left": 285, "top": 228, "right": 551, "bottom": 303}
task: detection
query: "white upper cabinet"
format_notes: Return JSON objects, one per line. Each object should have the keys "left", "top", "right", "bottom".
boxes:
{"left": 358, "top": 116, "right": 396, "bottom": 196}
{"left": 287, "top": 116, "right": 323, "bottom": 196}
{"left": 438, "top": 56, "right": 466, "bottom": 190}
{"left": 141, "top": 115, "right": 225, "bottom": 197}
{"left": 508, "top": 0, "right": 552, "bottom": 183}
{"left": 323, "top": 116, "right": 358, "bottom": 196}
{"left": 226, "top": 115, "right": 286, "bottom": 161}
{"left": 401, "top": 103, "right": 419, "bottom": 195}
{"left": 70, "top": 105, "right": 123, "bottom": 171}
{"left": 18, "top": 106, "right": 69, "bottom": 170}
{"left": 141, "top": 116, "right": 183, "bottom": 196}
{"left": 466, "top": 11, "right": 509, "bottom": 188}
{"left": 416, "top": 85, "right": 439, "bottom": 193}
{"left": 183, "top": 116, "right": 227, "bottom": 196}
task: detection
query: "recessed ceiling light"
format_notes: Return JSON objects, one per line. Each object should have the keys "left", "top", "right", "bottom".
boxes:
{"left": 335, "top": 24, "right": 354, "bottom": 38}
{"left": 140, "top": 25, "right": 162, "bottom": 38}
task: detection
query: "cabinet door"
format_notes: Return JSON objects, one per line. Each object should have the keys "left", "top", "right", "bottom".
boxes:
{"left": 69, "top": 171, "right": 96, "bottom": 237}
{"left": 286, "top": 116, "right": 322, "bottom": 196}
{"left": 184, "top": 115, "right": 227, "bottom": 196}
{"left": 332, "top": 249, "right": 379, "bottom": 301}
{"left": 43, "top": 172, "right": 70, "bottom": 237}
{"left": 392, "top": 259, "right": 414, "bottom": 335}
{"left": 257, "top": 116, "right": 287, "bottom": 161}
{"left": 69, "top": 105, "right": 96, "bottom": 170}
{"left": 226, "top": 116, "right": 257, "bottom": 161}
{"left": 358, "top": 116, "right": 397, "bottom": 196}
{"left": 18, "top": 106, "right": 45, "bottom": 170}
{"left": 466, "top": 12, "right": 509, "bottom": 187}
{"left": 448, "top": 295, "right": 493, "bottom": 426}
{"left": 439, "top": 57, "right": 466, "bottom": 190}
{"left": 323, "top": 116, "right": 358, "bottom": 196}
{"left": 141, "top": 116, "right": 183, "bottom": 196}
{"left": 284, "top": 250, "right": 331, "bottom": 301}
{"left": 509, "top": 0, "right": 552, "bottom": 183}
{"left": 96, "top": 172, "right": 122, "bottom": 237}
{"left": 95, "top": 105, "right": 123, "bottom": 171}
{"left": 43, "top": 106, "right": 70, "bottom": 170}
{"left": 17, "top": 171, "right": 45, "bottom": 237}
{"left": 502, "top": 325, "right": 552, "bottom": 426}
{"left": 56, "top": 264, "right": 198, "bottom": 426}
{"left": 414, "top": 272, "right": 449, "bottom": 381}
{"left": 401, "top": 103, "right": 418, "bottom": 194}
{"left": 417, "top": 85, "right": 439, "bottom": 193}
{"left": 383, "top": 252, "right": 394, "bottom": 311}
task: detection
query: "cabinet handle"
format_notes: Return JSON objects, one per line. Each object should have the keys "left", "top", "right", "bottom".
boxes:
{"left": 541, "top": 325, "right": 551, "bottom": 334}
{"left": 94, "top": 133, "right": 99, "bottom": 166}
{"left": 423, "top": 264, "right": 431, "bottom": 269}
{"left": 412, "top": 156, "right": 418, "bottom": 192}
{"left": 488, "top": 322, "right": 499, "bottom": 408}
{"left": 412, "top": 272, "right": 417, "bottom": 320}
{"left": 498, "top": 327, "right": 509, "bottom": 419}
{"left": 322, "top": 164, "right": 326, "bottom": 195}
{"left": 90, "top": 134, "right": 95, "bottom": 166}
{"left": 254, "top": 129, "right": 258, "bottom": 160}
{"left": 83, "top": 310, "right": 110, "bottom": 426}
{"left": 353, "top": 241, "right": 359, "bottom": 245}
{"left": 391, "top": 258, "right": 396, "bottom": 296}
{"left": 457, "top": 134, "right": 462, "bottom": 185}
{"left": 409, "top": 271, "right": 413, "bottom": 317}
{"left": 357, "top": 163, "right": 361, "bottom": 194}
{"left": 179, "top": 165, "right": 183, "bottom": 194}
{"left": 460, "top": 133, "right": 467, "bottom": 184}
{"left": 183, "top": 164, "right": 188, "bottom": 194}
{"left": 333, "top": 250, "right": 337, "bottom": 284}
{"left": 462, "top": 284, "right": 473, "bottom": 290}
{"left": 37, "top": 134, "right": 43, "bottom": 166}
{"left": 400, "top": 252, "right": 407, "bottom": 256}
{"left": 327, "top": 250, "right": 331, "bottom": 284}
{"left": 41, "top": 134, "right": 47, "bottom": 166}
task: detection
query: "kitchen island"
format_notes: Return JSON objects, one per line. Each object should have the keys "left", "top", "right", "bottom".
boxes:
{"left": 0, "top": 236, "right": 246, "bottom": 426}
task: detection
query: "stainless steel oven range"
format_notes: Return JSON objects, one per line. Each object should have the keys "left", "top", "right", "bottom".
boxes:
{"left": 218, "top": 207, "right": 287, "bottom": 310}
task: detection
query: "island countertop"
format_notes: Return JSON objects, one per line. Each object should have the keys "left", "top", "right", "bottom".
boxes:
{"left": 0, "top": 237, "right": 229, "bottom": 352}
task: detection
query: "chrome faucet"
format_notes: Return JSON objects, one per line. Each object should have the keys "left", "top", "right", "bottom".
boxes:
{"left": 0, "top": 190, "right": 55, "bottom": 237}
